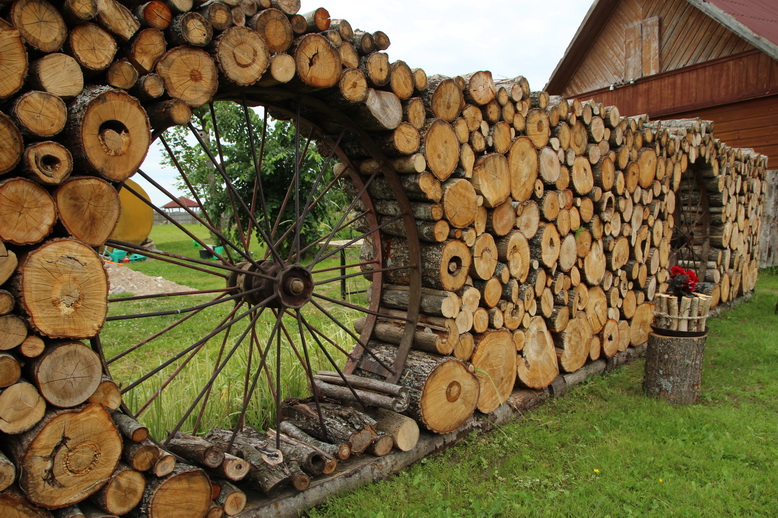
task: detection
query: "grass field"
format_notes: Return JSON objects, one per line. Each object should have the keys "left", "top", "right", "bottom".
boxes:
{"left": 101, "top": 223, "right": 369, "bottom": 437}
{"left": 308, "top": 272, "right": 778, "bottom": 517}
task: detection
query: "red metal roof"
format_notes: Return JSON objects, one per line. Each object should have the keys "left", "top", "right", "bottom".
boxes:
{"left": 161, "top": 196, "right": 199, "bottom": 209}
{"left": 707, "top": 0, "right": 778, "bottom": 47}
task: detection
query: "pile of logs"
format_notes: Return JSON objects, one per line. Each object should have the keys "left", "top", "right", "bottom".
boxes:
{"left": 350, "top": 78, "right": 768, "bottom": 432}
{"left": 0, "top": 0, "right": 768, "bottom": 515}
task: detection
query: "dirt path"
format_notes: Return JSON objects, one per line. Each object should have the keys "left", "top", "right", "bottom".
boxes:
{"left": 104, "top": 262, "right": 194, "bottom": 296}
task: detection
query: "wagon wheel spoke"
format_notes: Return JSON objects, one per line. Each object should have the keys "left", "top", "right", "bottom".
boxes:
{"left": 96, "top": 94, "right": 420, "bottom": 445}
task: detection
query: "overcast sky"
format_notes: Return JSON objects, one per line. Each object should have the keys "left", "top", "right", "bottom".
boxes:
{"left": 137, "top": 0, "right": 593, "bottom": 206}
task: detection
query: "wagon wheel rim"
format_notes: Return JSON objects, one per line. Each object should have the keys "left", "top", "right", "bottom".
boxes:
{"left": 92, "top": 92, "right": 421, "bottom": 447}
{"left": 671, "top": 161, "right": 711, "bottom": 280}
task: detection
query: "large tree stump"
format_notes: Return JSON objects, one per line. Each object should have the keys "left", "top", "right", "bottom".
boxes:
{"left": 643, "top": 332, "right": 706, "bottom": 405}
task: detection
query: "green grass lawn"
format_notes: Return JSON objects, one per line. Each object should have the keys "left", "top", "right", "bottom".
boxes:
{"left": 309, "top": 272, "right": 778, "bottom": 517}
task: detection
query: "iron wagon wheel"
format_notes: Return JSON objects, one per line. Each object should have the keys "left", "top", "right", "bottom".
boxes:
{"left": 91, "top": 90, "right": 422, "bottom": 447}
{"left": 671, "top": 162, "right": 712, "bottom": 281}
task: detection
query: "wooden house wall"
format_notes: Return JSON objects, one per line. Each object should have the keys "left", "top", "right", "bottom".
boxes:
{"left": 565, "top": 50, "right": 778, "bottom": 167}
{"left": 562, "top": 0, "right": 752, "bottom": 97}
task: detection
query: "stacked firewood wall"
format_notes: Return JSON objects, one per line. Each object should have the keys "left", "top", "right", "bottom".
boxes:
{"left": 350, "top": 76, "right": 768, "bottom": 430}
{"left": 0, "top": 0, "right": 768, "bottom": 515}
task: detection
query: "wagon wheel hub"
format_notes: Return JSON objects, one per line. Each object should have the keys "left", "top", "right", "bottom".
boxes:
{"left": 228, "top": 260, "right": 314, "bottom": 309}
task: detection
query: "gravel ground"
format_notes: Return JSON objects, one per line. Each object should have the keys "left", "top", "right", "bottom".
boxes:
{"left": 104, "top": 262, "right": 194, "bottom": 296}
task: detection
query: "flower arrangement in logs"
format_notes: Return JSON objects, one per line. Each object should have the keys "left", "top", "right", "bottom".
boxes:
{"left": 668, "top": 266, "right": 698, "bottom": 299}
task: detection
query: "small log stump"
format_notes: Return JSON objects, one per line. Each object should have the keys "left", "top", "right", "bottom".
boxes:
{"left": 643, "top": 331, "right": 706, "bottom": 405}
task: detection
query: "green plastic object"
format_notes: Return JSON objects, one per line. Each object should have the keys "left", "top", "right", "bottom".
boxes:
{"left": 110, "top": 250, "right": 127, "bottom": 263}
{"left": 213, "top": 246, "right": 225, "bottom": 257}
{"left": 128, "top": 254, "right": 146, "bottom": 262}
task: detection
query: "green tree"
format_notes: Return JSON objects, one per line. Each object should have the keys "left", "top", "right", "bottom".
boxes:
{"left": 161, "top": 101, "right": 343, "bottom": 257}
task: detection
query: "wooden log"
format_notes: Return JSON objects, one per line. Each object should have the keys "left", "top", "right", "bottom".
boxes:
{"left": 87, "top": 376, "right": 122, "bottom": 410}
{"left": 23, "top": 142, "right": 73, "bottom": 186}
{"left": 359, "top": 343, "right": 478, "bottom": 434}
{"left": 384, "top": 238, "right": 471, "bottom": 291}
{"left": 0, "top": 113, "right": 24, "bottom": 175}
{"left": 380, "top": 285, "right": 459, "bottom": 318}
{"left": 471, "top": 329, "right": 516, "bottom": 414}
{"left": 208, "top": 451, "right": 250, "bottom": 482}
{"left": 8, "top": 404, "right": 121, "bottom": 509}
{"left": 364, "top": 407, "right": 419, "bottom": 452}
{"left": 422, "top": 119, "right": 460, "bottom": 181}
{"left": 0, "top": 450, "right": 15, "bottom": 492}
{"left": 54, "top": 177, "right": 121, "bottom": 246}
{"left": 29, "top": 341, "right": 102, "bottom": 408}
{"left": 338, "top": 68, "right": 368, "bottom": 103}
{"left": 0, "top": 178, "right": 57, "bottom": 245}
{"left": 278, "top": 420, "right": 350, "bottom": 461}
{"left": 11, "top": 0, "right": 68, "bottom": 52}
{"left": 425, "top": 76, "right": 464, "bottom": 122}
{"left": 361, "top": 52, "right": 389, "bottom": 87}
{"left": 630, "top": 302, "right": 655, "bottom": 346}
{"left": 357, "top": 88, "right": 402, "bottom": 131}
{"left": 152, "top": 449, "right": 176, "bottom": 478}
{"left": 553, "top": 313, "right": 591, "bottom": 373}
{"left": 156, "top": 46, "right": 219, "bottom": 108}
{"left": 67, "top": 86, "right": 151, "bottom": 182}
{"left": 96, "top": 0, "right": 140, "bottom": 41}
{"left": 0, "top": 290, "right": 14, "bottom": 316}
{"left": 293, "top": 33, "right": 341, "bottom": 88}
{"left": 68, "top": 22, "right": 117, "bottom": 71}
{"left": 0, "top": 487, "right": 51, "bottom": 517}
{"left": 12, "top": 91, "right": 67, "bottom": 138}
{"left": 126, "top": 28, "right": 166, "bottom": 75}
{"left": 517, "top": 316, "right": 560, "bottom": 389}
{"left": 146, "top": 99, "right": 192, "bottom": 131}
{"left": 106, "top": 58, "right": 139, "bottom": 89}
{"left": 251, "top": 8, "right": 293, "bottom": 53}
{"left": 89, "top": 463, "right": 145, "bottom": 516}
{"left": 312, "top": 374, "right": 409, "bottom": 412}
{"left": 0, "top": 26, "right": 28, "bottom": 100}
{"left": 18, "top": 239, "right": 107, "bottom": 339}
{"left": 470, "top": 233, "right": 498, "bottom": 280}
{"left": 643, "top": 332, "right": 706, "bottom": 405}
{"left": 199, "top": 1, "right": 232, "bottom": 31}
{"left": 132, "top": 72, "right": 165, "bottom": 100}
{"left": 265, "top": 429, "right": 330, "bottom": 476}
{"left": 442, "top": 178, "right": 478, "bottom": 228}
{"left": 135, "top": 464, "right": 212, "bottom": 517}
{"left": 530, "top": 222, "right": 561, "bottom": 269}
{"left": 0, "top": 380, "right": 46, "bottom": 434}
{"left": 167, "top": 432, "right": 225, "bottom": 469}
{"left": 601, "top": 318, "right": 620, "bottom": 358}
{"left": 215, "top": 480, "right": 246, "bottom": 516}
{"left": 123, "top": 439, "right": 160, "bottom": 472}
{"left": 136, "top": 1, "right": 173, "bottom": 30}
{"left": 281, "top": 401, "right": 377, "bottom": 454}
{"left": 471, "top": 153, "right": 510, "bottom": 208}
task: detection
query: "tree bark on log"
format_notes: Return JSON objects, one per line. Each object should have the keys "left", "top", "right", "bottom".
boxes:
{"left": 643, "top": 332, "right": 706, "bottom": 405}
